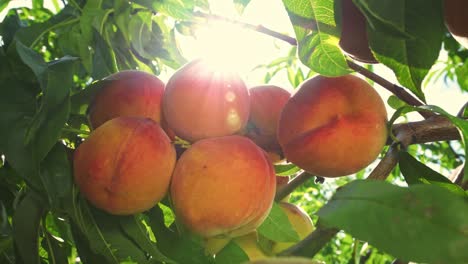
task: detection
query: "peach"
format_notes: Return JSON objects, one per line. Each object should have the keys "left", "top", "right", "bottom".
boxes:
{"left": 163, "top": 60, "right": 250, "bottom": 142}
{"left": 73, "top": 117, "right": 176, "bottom": 215}
{"left": 339, "top": 0, "right": 377, "bottom": 63}
{"left": 245, "top": 85, "right": 291, "bottom": 154}
{"left": 271, "top": 202, "right": 314, "bottom": 254}
{"left": 278, "top": 75, "right": 387, "bottom": 177}
{"left": 170, "top": 135, "right": 276, "bottom": 238}
{"left": 444, "top": 0, "right": 468, "bottom": 48}
{"left": 87, "top": 70, "right": 165, "bottom": 129}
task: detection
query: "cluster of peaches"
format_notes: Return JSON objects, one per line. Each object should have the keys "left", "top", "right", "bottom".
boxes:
{"left": 73, "top": 59, "right": 387, "bottom": 258}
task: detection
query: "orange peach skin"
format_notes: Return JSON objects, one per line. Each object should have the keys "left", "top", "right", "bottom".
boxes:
{"left": 88, "top": 70, "right": 165, "bottom": 129}
{"left": 170, "top": 135, "right": 276, "bottom": 238}
{"left": 271, "top": 202, "right": 314, "bottom": 254}
{"left": 278, "top": 75, "right": 387, "bottom": 177}
{"left": 163, "top": 60, "right": 250, "bottom": 142}
{"left": 74, "top": 117, "right": 176, "bottom": 215}
{"left": 246, "top": 85, "right": 291, "bottom": 153}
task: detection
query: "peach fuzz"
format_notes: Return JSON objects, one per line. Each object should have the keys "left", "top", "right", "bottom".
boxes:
{"left": 278, "top": 75, "right": 387, "bottom": 177}
{"left": 170, "top": 135, "right": 276, "bottom": 238}
{"left": 73, "top": 117, "right": 176, "bottom": 215}
{"left": 271, "top": 202, "right": 314, "bottom": 254}
{"left": 88, "top": 70, "right": 165, "bottom": 129}
{"left": 246, "top": 85, "right": 291, "bottom": 154}
{"left": 163, "top": 60, "right": 250, "bottom": 142}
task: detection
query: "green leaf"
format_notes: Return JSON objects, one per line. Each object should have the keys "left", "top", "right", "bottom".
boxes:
{"left": 386, "top": 95, "right": 407, "bottom": 110}
{"left": 399, "top": 151, "right": 466, "bottom": 197}
{"left": 215, "top": 240, "right": 249, "bottom": 264}
{"left": 119, "top": 214, "right": 175, "bottom": 263}
{"left": 362, "top": 0, "right": 444, "bottom": 102}
{"left": 318, "top": 180, "right": 468, "bottom": 263}
{"left": 69, "top": 220, "right": 109, "bottom": 264}
{"left": 12, "top": 191, "right": 46, "bottom": 264}
{"left": 233, "top": 0, "right": 251, "bottom": 15}
{"left": 275, "top": 164, "right": 301, "bottom": 176}
{"left": 282, "top": 0, "right": 351, "bottom": 76}
{"left": 455, "top": 58, "right": 468, "bottom": 92}
{"left": 14, "top": 6, "right": 78, "bottom": 48}
{"left": 257, "top": 202, "right": 299, "bottom": 243}
{"left": 134, "top": 0, "right": 193, "bottom": 20}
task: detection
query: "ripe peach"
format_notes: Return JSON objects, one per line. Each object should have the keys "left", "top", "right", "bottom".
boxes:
{"left": 271, "top": 202, "right": 314, "bottom": 254}
{"left": 245, "top": 85, "right": 291, "bottom": 154}
{"left": 278, "top": 75, "right": 387, "bottom": 177}
{"left": 170, "top": 135, "right": 276, "bottom": 238}
{"left": 73, "top": 117, "right": 176, "bottom": 215}
{"left": 339, "top": 0, "right": 377, "bottom": 63}
{"left": 163, "top": 60, "right": 250, "bottom": 142}
{"left": 444, "top": 0, "right": 468, "bottom": 48}
{"left": 87, "top": 70, "right": 165, "bottom": 129}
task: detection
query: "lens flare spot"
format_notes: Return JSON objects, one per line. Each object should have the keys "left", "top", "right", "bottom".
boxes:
{"left": 226, "top": 109, "right": 241, "bottom": 130}
{"left": 225, "top": 91, "right": 236, "bottom": 102}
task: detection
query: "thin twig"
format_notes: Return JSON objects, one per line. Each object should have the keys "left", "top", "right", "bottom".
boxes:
{"left": 193, "top": 12, "right": 298, "bottom": 46}
{"left": 275, "top": 171, "right": 313, "bottom": 201}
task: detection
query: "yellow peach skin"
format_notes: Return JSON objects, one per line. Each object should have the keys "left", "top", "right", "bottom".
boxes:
{"left": 170, "top": 135, "right": 276, "bottom": 238}
{"left": 74, "top": 117, "right": 176, "bottom": 215}
{"left": 234, "top": 232, "right": 268, "bottom": 261}
{"left": 271, "top": 203, "right": 314, "bottom": 254}
{"left": 246, "top": 85, "right": 291, "bottom": 154}
{"left": 163, "top": 60, "right": 250, "bottom": 142}
{"left": 278, "top": 75, "right": 387, "bottom": 177}
{"left": 88, "top": 70, "right": 166, "bottom": 129}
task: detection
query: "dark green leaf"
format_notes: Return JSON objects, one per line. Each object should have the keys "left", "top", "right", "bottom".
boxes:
{"left": 91, "top": 30, "right": 117, "bottom": 79}
{"left": 318, "top": 180, "right": 468, "bottom": 263}
{"left": 215, "top": 240, "right": 249, "bottom": 264}
{"left": 17, "top": 43, "right": 78, "bottom": 161}
{"left": 362, "top": 0, "right": 444, "bottom": 102}
{"left": 42, "top": 232, "right": 70, "bottom": 264}
{"left": 282, "top": 0, "right": 351, "bottom": 76}
{"left": 39, "top": 144, "right": 74, "bottom": 209}
{"left": 12, "top": 191, "right": 46, "bottom": 264}
{"left": 129, "top": 12, "right": 168, "bottom": 60}
{"left": 146, "top": 206, "right": 212, "bottom": 264}
{"left": 257, "top": 202, "right": 299, "bottom": 243}
{"left": 70, "top": 197, "right": 149, "bottom": 263}
{"left": 69, "top": 220, "right": 108, "bottom": 264}
{"left": 119, "top": 214, "right": 175, "bottom": 263}
{"left": 399, "top": 151, "right": 466, "bottom": 196}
